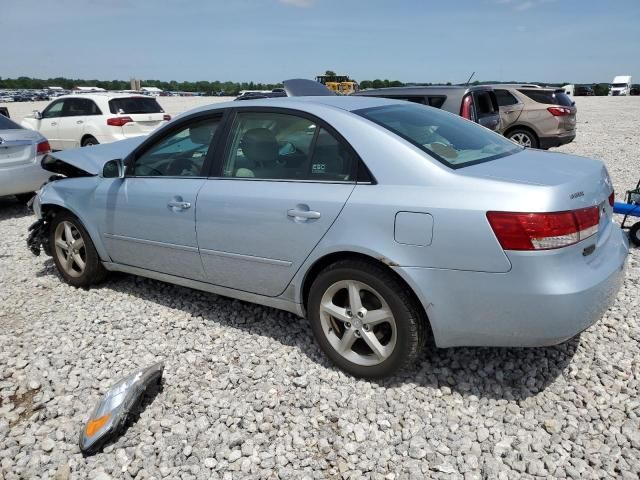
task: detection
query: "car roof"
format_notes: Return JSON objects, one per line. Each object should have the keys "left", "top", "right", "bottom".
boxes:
{"left": 182, "top": 95, "right": 408, "bottom": 118}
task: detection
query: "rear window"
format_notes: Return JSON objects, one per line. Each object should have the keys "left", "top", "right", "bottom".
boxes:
{"left": 518, "top": 89, "right": 574, "bottom": 106}
{"left": 109, "top": 97, "right": 164, "bottom": 114}
{"left": 356, "top": 103, "right": 521, "bottom": 169}
{"left": 0, "top": 115, "right": 21, "bottom": 130}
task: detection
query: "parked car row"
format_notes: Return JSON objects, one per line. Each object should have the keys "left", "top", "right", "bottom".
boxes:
{"left": 1, "top": 93, "right": 171, "bottom": 201}
{"left": 24, "top": 85, "right": 627, "bottom": 378}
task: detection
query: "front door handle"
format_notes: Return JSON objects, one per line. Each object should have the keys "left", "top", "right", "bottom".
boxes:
{"left": 287, "top": 207, "right": 321, "bottom": 220}
{"left": 168, "top": 200, "right": 191, "bottom": 210}
{"left": 51, "top": 122, "right": 57, "bottom": 126}
{"left": 76, "top": 120, "right": 83, "bottom": 124}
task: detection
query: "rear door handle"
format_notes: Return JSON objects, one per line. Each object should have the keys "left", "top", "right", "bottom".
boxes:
{"left": 168, "top": 200, "right": 191, "bottom": 210}
{"left": 287, "top": 208, "right": 321, "bottom": 220}
{"left": 51, "top": 122, "right": 57, "bottom": 126}
{"left": 76, "top": 120, "right": 83, "bottom": 124}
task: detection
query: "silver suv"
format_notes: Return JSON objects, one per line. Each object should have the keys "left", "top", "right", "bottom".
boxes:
{"left": 488, "top": 85, "right": 577, "bottom": 149}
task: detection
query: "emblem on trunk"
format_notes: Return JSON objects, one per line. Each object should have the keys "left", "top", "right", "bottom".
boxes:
{"left": 570, "top": 191, "right": 584, "bottom": 199}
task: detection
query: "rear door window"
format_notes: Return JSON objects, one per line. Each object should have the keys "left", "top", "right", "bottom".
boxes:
{"left": 109, "top": 97, "right": 164, "bottom": 114}
{"left": 494, "top": 89, "right": 519, "bottom": 106}
{"left": 518, "top": 89, "right": 574, "bottom": 106}
{"left": 64, "top": 98, "right": 101, "bottom": 116}
{"left": 221, "top": 111, "right": 356, "bottom": 182}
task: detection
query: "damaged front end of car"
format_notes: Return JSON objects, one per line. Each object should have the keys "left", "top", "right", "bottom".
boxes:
{"left": 26, "top": 153, "right": 95, "bottom": 257}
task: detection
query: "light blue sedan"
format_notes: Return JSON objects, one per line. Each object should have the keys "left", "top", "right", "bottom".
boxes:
{"left": 28, "top": 94, "right": 628, "bottom": 378}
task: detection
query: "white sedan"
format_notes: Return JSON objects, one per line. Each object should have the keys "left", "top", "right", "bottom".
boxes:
{"left": 21, "top": 93, "right": 171, "bottom": 150}
{"left": 0, "top": 114, "right": 51, "bottom": 201}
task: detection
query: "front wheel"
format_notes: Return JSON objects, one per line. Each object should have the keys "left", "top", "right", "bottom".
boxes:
{"left": 308, "top": 260, "right": 426, "bottom": 378}
{"left": 49, "top": 212, "right": 106, "bottom": 287}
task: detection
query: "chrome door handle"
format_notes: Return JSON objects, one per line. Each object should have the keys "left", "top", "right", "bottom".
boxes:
{"left": 168, "top": 200, "right": 191, "bottom": 210}
{"left": 287, "top": 208, "right": 321, "bottom": 220}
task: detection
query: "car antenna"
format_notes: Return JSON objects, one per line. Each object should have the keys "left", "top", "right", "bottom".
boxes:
{"left": 464, "top": 71, "right": 476, "bottom": 86}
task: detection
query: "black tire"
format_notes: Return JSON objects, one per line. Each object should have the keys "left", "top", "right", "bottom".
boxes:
{"left": 630, "top": 222, "right": 640, "bottom": 247}
{"left": 308, "top": 259, "right": 427, "bottom": 379}
{"left": 49, "top": 211, "right": 106, "bottom": 287}
{"left": 81, "top": 136, "right": 99, "bottom": 147}
{"left": 15, "top": 192, "right": 35, "bottom": 204}
{"left": 507, "top": 128, "right": 539, "bottom": 149}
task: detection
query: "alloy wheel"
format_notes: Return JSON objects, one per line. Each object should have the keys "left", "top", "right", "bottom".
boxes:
{"left": 54, "top": 220, "right": 86, "bottom": 277}
{"left": 319, "top": 280, "right": 397, "bottom": 366}
{"left": 510, "top": 132, "right": 532, "bottom": 148}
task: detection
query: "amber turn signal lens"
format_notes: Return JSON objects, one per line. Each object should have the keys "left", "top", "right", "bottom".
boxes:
{"left": 85, "top": 414, "right": 110, "bottom": 437}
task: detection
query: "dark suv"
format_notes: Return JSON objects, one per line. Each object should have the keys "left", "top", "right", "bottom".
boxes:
{"left": 354, "top": 86, "right": 501, "bottom": 131}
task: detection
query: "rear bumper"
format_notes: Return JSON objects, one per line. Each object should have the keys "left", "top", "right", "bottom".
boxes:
{"left": 0, "top": 162, "right": 51, "bottom": 197}
{"left": 539, "top": 132, "right": 576, "bottom": 149}
{"left": 395, "top": 224, "right": 629, "bottom": 348}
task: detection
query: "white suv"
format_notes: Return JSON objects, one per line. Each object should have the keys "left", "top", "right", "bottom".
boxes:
{"left": 21, "top": 93, "right": 171, "bottom": 150}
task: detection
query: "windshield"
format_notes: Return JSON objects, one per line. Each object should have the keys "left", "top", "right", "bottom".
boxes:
{"left": 0, "top": 115, "right": 22, "bottom": 130}
{"left": 355, "top": 103, "right": 521, "bottom": 168}
{"left": 109, "top": 97, "right": 164, "bottom": 114}
{"left": 611, "top": 83, "right": 628, "bottom": 88}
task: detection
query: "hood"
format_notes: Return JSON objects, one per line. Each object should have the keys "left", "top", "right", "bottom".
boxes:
{"left": 42, "top": 136, "right": 145, "bottom": 176}
{"left": 460, "top": 149, "right": 603, "bottom": 186}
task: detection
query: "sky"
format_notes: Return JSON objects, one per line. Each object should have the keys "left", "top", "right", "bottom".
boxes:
{"left": 2, "top": 0, "right": 639, "bottom": 84}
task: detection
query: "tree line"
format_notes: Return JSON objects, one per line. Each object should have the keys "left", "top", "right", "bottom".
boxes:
{"left": 0, "top": 76, "right": 623, "bottom": 96}
{"left": 0, "top": 77, "right": 282, "bottom": 95}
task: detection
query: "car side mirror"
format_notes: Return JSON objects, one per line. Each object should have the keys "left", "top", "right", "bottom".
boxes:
{"left": 33, "top": 111, "right": 42, "bottom": 120}
{"left": 102, "top": 159, "right": 125, "bottom": 179}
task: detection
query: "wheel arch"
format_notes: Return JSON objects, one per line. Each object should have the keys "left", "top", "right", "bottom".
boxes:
{"left": 40, "top": 201, "right": 111, "bottom": 262}
{"left": 300, "top": 250, "right": 433, "bottom": 340}
{"left": 81, "top": 133, "right": 98, "bottom": 146}
{"left": 504, "top": 124, "right": 539, "bottom": 142}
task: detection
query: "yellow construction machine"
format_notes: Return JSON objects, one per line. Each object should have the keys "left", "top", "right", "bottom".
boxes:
{"left": 315, "top": 74, "right": 359, "bottom": 95}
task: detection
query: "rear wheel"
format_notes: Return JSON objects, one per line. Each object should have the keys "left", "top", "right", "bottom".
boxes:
{"left": 630, "top": 222, "right": 640, "bottom": 247}
{"left": 49, "top": 212, "right": 106, "bottom": 287}
{"left": 507, "top": 129, "right": 539, "bottom": 149}
{"left": 81, "top": 136, "right": 99, "bottom": 147}
{"left": 308, "top": 260, "right": 426, "bottom": 378}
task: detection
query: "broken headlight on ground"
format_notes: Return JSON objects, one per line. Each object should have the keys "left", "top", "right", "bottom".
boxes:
{"left": 79, "top": 362, "right": 164, "bottom": 454}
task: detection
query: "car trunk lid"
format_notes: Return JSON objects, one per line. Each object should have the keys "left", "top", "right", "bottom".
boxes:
{"left": 0, "top": 129, "right": 38, "bottom": 167}
{"left": 463, "top": 149, "right": 614, "bottom": 245}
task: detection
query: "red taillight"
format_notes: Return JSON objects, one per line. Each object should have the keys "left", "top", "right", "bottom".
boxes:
{"left": 547, "top": 106, "right": 571, "bottom": 116}
{"left": 460, "top": 94, "right": 474, "bottom": 120}
{"left": 163, "top": 114, "right": 171, "bottom": 121}
{"left": 608, "top": 191, "right": 615, "bottom": 207}
{"left": 107, "top": 116, "right": 133, "bottom": 127}
{"left": 36, "top": 140, "right": 51, "bottom": 155}
{"left": 487, "top": 207, "right": 600, "bottom": 251}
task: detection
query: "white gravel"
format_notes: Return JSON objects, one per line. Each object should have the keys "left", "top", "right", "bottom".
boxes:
{"left": 1, "top": 97, "right": 639, "bottom": 479}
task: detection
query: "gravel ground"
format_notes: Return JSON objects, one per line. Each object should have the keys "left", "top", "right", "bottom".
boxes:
{"left": 1, "top": 97, "right": 639, "bottom": 479}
